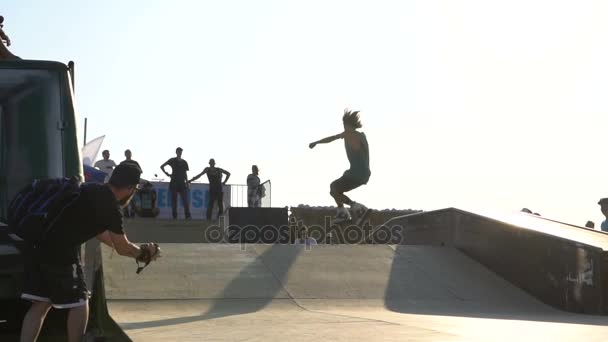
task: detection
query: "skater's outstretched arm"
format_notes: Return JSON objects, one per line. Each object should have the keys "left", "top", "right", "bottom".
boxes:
{"left": 309, "top": 132, "right": 344, "bottom": 149}
{"left": 189, "top": 167, "right": 208, "bottom": 183}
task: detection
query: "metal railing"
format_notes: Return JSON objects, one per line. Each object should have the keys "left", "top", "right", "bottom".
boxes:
{"left": 261, "top": 180, "right": 271, "bottom": 207}
{"left": 230, "top": 180, "right": 271, "bottom": 208}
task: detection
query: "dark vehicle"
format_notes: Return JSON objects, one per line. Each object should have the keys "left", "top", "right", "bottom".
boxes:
{"left": 0, "top": 60, "right": 129, "bottom": 341}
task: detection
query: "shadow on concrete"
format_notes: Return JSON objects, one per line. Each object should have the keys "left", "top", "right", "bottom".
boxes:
{"left": 384, "top": 245, "right": 608, "bottom": 326}
{"left": 119, "top": 244, "right": 302, "bottom": 330}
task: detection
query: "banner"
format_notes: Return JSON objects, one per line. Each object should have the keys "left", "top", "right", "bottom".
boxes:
{"left": 150, "top": 181, "right": 231, "bottom": 220}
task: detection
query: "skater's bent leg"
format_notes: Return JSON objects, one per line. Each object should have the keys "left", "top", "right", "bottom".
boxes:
{"left": 340, "top": 194, "right": 353, "bottom": 206}
{"left": 20, "top": 301, "right": 52, "bottom": 342}
{"left": 330, "top": 178, "right": 354, "bottom": 206}
{"left": 67, "top": 302, "right": 89, "bottom": 342}
{"left": 332, "top": 191, "right": 352, "bottom": 206}
{"left": 330, "top": 179, "right": 344, "bottom": 207}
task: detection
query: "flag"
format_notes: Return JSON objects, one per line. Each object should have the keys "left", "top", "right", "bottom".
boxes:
{"left": 84, "top": 164, "right": 107, "bottom": 183}
{"left": 82, "top": 135, "right": 105, "bottom": 166}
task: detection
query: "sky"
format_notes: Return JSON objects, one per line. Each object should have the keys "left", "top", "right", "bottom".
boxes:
{"left": 3, "top": 0, "right": 608, "bottom": 226}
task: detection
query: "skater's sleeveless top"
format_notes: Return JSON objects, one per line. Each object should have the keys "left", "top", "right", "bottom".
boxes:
{"left": 344, "top": 131, "right": 371, "bottom": 183}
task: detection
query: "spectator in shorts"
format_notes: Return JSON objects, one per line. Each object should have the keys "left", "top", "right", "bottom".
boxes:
{"left": 189, "top": 158, "right": 230, "bottom": 220}
{"left": 160, "top": 147, "right": 192, "bottom": 219}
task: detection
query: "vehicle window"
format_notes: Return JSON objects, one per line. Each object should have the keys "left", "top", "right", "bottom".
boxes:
{"left": 0, "top": 69, "right": 63, "bottom": 222}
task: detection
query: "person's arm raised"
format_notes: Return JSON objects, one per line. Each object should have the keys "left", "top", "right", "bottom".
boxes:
{"left": 309, "top": 132, "right": 344, "bottom": 149}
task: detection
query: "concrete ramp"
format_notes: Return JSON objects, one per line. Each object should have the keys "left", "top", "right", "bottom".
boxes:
{"left": 104, "top": 244, "right": 292, "bottom": 299}
{"left": 104, "top": 244, "right": 537, "bottom": 304}
{"left": 102, "top": 244, "right": 608, "bottom": 341}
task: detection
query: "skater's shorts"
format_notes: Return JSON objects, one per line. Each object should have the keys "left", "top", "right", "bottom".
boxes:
{"left": 20, "top": 245, "right": 90, "bottom": 309}
{"left": 331, "top": 171, "right": 370, "bottom": 193}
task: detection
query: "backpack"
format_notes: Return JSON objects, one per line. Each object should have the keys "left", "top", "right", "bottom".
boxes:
{"left": 7, "top": 176, "right": 82, "bottom": 244}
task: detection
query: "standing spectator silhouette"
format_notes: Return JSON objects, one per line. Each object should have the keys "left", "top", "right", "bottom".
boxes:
{"left": 120, "top": 149, "right": 142, "bottom": 173}
{"left": 598, "top": 198, "right": 608, "bottom": 232}
{"left": 94, "top": 150, "right": 116, "bottom": 183}
{"left": 190, "top": 158, "right": 230, "bottom": 220}
{"left": 120, "top": 149, "right": 142, "bottom": 217}
{"left": 160, "top": 147, "right": 191, "bottom": 219}
{"left": 247, "top": 165, "right": 263, "bottom": 208}
{"left": 0, "top": 15, "right": 19, "bottom": 60}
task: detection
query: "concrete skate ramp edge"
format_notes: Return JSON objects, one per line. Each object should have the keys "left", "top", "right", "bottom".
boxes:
{"left": 380, "top": 208, "right": 608, "bottom": 315}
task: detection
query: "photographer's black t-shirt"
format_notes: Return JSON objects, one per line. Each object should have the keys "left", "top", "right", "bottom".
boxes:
{"left": 41, "top": 183, "right": 125, "bottom": 264}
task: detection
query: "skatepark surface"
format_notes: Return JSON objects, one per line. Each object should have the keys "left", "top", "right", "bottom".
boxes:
{"left": 102, "top": 243, "right": 608, "bottom": 341}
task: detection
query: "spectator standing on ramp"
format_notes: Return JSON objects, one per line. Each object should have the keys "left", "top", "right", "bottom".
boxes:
{"left": 247, "top": 165, "right": 263, "bottom": 208}
{"left": 13, "top": 163, "right": 161, "bottom": 342}
{"left": 0, "top": 15, "right": 19, "bottom": 60}
{"left": 309, "top": 109, "right": 371, "bottom": 224}
{"left": 120, "top": 149, "right": 142, "bottom": 173}
{"left": 94, "top": 150, "right": 117, "bottom": 183}
{"left": 598, "top": 198, "right": 608, "bottom": 232}
{"left": 160, "top": 147, "right": 192, "bottom": 219}
{"left": 189, "top": 158, "right": 230, "bottom": 220}
{"left": 120, "top": 149, "right": 142, "bottom": 217}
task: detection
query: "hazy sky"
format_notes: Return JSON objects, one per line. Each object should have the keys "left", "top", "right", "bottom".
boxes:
{"left": 4, "top": 0, "right": 608, "bottom": 226}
